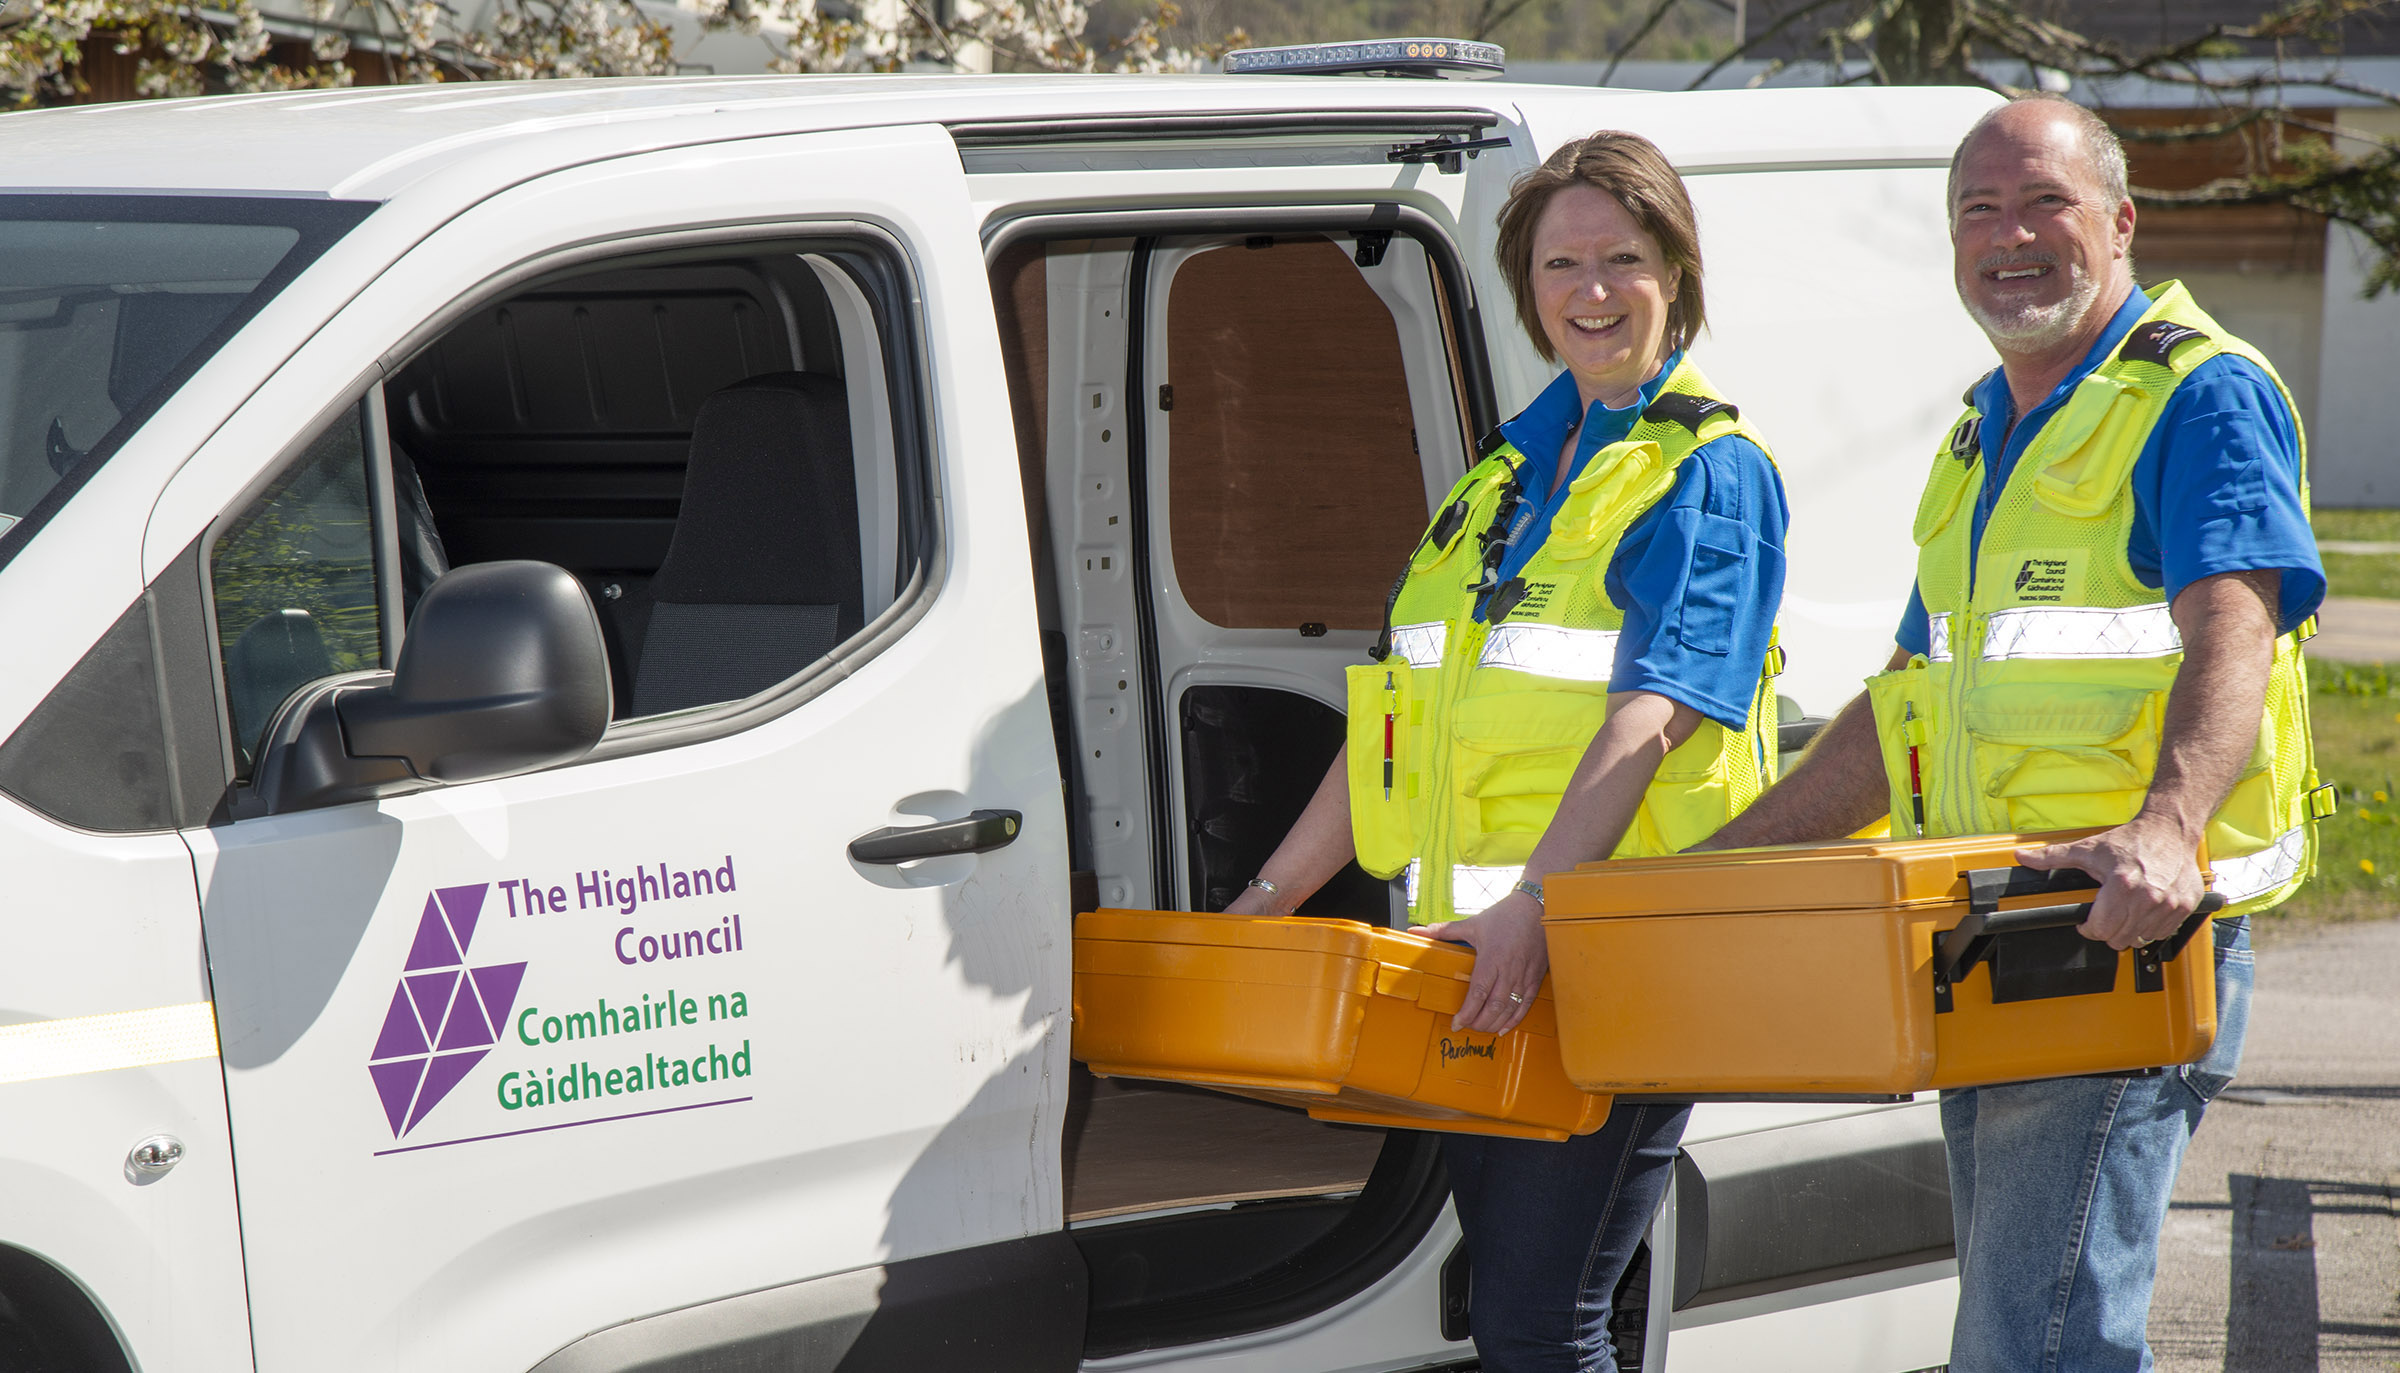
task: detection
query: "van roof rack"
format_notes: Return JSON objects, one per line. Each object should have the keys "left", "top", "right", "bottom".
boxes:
{"left": 1222, "top": 38, "right": 1505, "bottom": 80}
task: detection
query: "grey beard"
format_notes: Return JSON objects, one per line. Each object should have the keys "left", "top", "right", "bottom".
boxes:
{"left": 1961, "top": 264, "right": 2103, "bottom": 351}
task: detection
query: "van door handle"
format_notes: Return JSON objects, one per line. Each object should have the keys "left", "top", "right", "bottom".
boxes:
{"left": 849, "top": 809, "right": 1022, "bottom": 865}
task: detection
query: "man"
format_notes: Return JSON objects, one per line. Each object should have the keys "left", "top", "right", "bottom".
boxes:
{"left": 1699, "top": 94, "right": 2326, "bottom": 1370}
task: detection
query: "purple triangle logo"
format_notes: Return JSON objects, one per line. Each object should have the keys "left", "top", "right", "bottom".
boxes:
{"left": 437, "top": 884, "right": 488, "bottom": 955}
{"left": 437, "top": 976, "right": 495, "bottom": 1052}
{"left": 370, "top": 1058, "right": 428, "bottom": 1135}
{"left": 370, "top": 985, "right": 428, "bottom": 1061}
{"left": 406, "top": 1049, "right": 489, "bottom": 1131}
{"left": 370, "top": 884, "right": 515, "bottom": 1139}
{"left": 473, "top": 963, "right": 528, "bottom": 1040}
{"left": 405, "top": 970, "right": 459, "bottom": 1041}
{"left": 404, "top": 895, "right": 462, "bottom": 971}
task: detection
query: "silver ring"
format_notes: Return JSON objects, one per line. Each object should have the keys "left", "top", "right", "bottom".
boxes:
{"left": 1507, "top": 991, "right": 1523, "bottom": 1004}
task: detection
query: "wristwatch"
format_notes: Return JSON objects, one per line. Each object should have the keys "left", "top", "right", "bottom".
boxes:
{"left": 1513, "top": 878, "right": 1544, "bottom": 906}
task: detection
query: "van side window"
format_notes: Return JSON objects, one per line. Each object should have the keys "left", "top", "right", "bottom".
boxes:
{"left": 385, "top": 246, "right": 914, "bottom": 723}
{"left": 200, "top": 242, "right": 923, "bottom": 806}
{"left": 1161, "top": 236, "right": 1446, "bottom": 631}
{"left": 210, "top": 403, "right": 382, "bottom": 776}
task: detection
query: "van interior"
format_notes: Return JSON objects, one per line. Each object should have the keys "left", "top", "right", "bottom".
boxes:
{"left": 203, "top": 223, "right": 1652, "bottom": 1360}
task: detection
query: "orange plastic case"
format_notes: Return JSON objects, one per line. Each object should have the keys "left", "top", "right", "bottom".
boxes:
{"left": 1072, "top": 909, "right": 1614, "bottom": 1141}
{"left": 1541, "top": 833, "right": 2221, "bottom": 1097}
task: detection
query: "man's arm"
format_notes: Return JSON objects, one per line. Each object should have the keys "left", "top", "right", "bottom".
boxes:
{"left": 2016, "top": 570, "right": 2279, "bottom": 948}
{"left": 1690, "top": 646, "right": 1909, "bottom": 850}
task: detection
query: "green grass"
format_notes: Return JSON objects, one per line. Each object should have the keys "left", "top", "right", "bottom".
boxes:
{"left": 2320, "top": 553, "right": 2400, "bottom": 601}
{"left": 2315, "top": 509, "right": 2400, "bottom": 543}
{"left": 2315, "top": 509, "right": 2400, "bottom": 602}
{"left": 2275, "top": 663, "right": 2400, "bottom": 925}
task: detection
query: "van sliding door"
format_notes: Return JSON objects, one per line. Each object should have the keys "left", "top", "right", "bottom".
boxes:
{"left": 1134, "top": 226, "right": 1485, "bottom": 918}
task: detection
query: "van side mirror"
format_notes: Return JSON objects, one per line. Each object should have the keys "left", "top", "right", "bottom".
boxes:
{"left": 252, "top": 561, "right": 610, "bottom": 814}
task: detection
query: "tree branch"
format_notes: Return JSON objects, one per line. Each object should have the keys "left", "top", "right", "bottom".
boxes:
{"left": 1681, "top": 0, "right": 1852, "bottom": 90}
{"left": 1603, "top": 0, "right": 1686, "bottom": 86}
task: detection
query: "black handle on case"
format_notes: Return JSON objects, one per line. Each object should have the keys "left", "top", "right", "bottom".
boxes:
{"left": 1937, "top": 864, "right": 2225, "bottom": 987}
{"left": 1965, "top": 864, "right": 2100, "bottom": 913}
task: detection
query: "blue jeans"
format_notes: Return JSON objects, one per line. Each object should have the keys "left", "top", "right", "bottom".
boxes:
{"left": 1942, "top": 915, "right": 2253, "bottom": 1373}
{"left": 1441, "top": 1102, "right": 1690, "bottom": 1372}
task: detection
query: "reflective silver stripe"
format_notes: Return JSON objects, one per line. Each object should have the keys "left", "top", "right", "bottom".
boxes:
{"left": 1404, "top": 858, "right": 1424, "bottom": 909}
{"left": 1927, "top": 612, "right": 1954, "bottom": 663}
{"left": 1980, "top": 603, "right": 2182, "bottom": 661}
{"left": 2210, "top": 826, "right": 2308, "bottom": 904}
{"left": 1389, "top": 622, "right": 1447, "bottom": 669}
{"left": 1476, "top": 623, "right": 1620, "bottom": 683}
{"left": 0, "top": 1001, "right": 218, "bottom": 1088}
{"left": 1451, "top": 864, "right": 1523, "bottom": 916}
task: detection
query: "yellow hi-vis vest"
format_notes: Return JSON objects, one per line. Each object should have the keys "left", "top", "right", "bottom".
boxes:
{"left": 1348, "top": 357, "right": 1784, "bottom": 925}
{"left": 1866, "top": 282, "right": 2327, "bottom": 916}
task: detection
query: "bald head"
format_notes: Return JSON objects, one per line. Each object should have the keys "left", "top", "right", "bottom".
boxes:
{"left": 1947, "top": 94, "right": 2138, "bottom": 355}
{"left": 1948, "top": 94, "right": 2130, "bottom": 216}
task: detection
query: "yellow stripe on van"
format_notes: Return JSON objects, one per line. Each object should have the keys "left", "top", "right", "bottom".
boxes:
{"left": 0, "top": 1002, "right": 220, "bottom": 1087}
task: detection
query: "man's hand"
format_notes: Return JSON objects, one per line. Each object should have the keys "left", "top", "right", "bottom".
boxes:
{"left": 2016, "top": 569, "right": 2278, "bottom": 950}
{"left": 1425, "top": 892, "right": 1547, "bottom": 1035}
{"left": 2015, "top": 816, "right": 2208, "bottom": 951}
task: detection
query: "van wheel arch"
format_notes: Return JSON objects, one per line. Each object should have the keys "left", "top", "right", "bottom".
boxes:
{"left": 0, "top": 1245, "right": 133, "bottom": 1373}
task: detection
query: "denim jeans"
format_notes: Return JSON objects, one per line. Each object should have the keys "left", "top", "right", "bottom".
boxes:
{"left": 1440, "top": 1102, "right": 1690, "bottom": 1372}
{"left": 1941, "top": 915, "right": 2253, "bottom": 1373}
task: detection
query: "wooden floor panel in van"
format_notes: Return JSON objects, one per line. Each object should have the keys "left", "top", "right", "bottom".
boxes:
{"left": 1063, "top": 1068, "right": 1388, "bottom": 1222}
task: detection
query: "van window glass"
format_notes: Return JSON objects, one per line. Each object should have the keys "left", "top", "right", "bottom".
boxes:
{"left": 384, "top": 246, "right": 912, "bottom": 723}
{"left": 1162, "top": 236, "right": 1434, "bottom": 631}
{"left": 0, "top": 197, "right": 374, "bottom": 568}
{"left": 212, "top": 405, "right": 382, "bottom": 774}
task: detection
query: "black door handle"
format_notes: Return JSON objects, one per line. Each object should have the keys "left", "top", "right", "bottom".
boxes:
{"left": 849, "top": 809, "right": 1022, "bottom": 865}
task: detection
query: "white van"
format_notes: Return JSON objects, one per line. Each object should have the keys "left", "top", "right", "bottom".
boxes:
{"left": 0, "top": 65, "right": 2001, "bottom": 1373}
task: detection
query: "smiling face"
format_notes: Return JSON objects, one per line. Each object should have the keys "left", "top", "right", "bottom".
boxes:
{"left": 1530, "top": 183, "right": 1681, "bottom": 410}
{"left": 1951, "top": 103, "right": 2135, "bottom": 353}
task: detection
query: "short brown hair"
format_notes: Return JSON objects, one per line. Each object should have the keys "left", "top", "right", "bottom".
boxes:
{"left": 1494, "top": 131, "right": 1706, "bottom": 362}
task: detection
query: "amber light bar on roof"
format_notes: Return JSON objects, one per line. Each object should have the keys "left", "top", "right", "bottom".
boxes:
{"left": 1223, "top": 38, "right": 1505, "bottom": 80}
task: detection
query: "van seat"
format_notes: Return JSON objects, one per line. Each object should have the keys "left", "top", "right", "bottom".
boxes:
{"left": 630, "top": 372, "right": 862, "bottom": 716}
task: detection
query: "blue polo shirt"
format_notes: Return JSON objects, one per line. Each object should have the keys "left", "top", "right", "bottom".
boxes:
{"left": 1491, "top": 358, "right": 1789, "bottom": 731}
{"left": 1897, "top": 287, "right": 2323, "bottom": 655}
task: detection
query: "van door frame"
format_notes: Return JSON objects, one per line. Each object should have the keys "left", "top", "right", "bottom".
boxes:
{"left": 983, "top": 205, "right": 1498, "bottom": 914}
{"left": 982, "top": 203, "right": 1495, "bottom": 1359}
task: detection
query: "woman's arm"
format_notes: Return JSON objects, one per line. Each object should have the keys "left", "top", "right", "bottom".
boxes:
{"left": 1430, "top": 689, "right": 1700, "bottom": 1034}
{"left": 1222, "top": 746, "right": 1358, "bottom": 917}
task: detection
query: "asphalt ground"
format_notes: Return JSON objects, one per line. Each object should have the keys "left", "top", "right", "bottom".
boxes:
{"left": 2149, "top": 915, "right": 2400, "bottom": 1372}
{"left": 2314, "top": 598, "right": 2400, "bottom": 665}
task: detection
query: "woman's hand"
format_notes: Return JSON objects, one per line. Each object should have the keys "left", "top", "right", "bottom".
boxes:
{"left": 1223, "top": 883, "right": 1289, "bottom": 918}
{"left": 1425, "top": 892, "right": 1548, "bottom": 1035}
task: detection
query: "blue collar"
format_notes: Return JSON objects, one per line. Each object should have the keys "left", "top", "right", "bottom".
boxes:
{"left": 1971, "top": 286, "right": 2152, "bottom": 461}
{"left": 1498, "top": 351, "right": 1684, "bottom": 500}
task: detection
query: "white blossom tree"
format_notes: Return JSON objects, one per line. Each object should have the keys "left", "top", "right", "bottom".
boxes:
{"left": 0, "top": 0, "right": 1240, "bottom": 105}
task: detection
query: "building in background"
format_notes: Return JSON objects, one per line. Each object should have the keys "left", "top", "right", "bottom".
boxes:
{"left": 1515, "top": 43, "right": 2400, "bottom": 508}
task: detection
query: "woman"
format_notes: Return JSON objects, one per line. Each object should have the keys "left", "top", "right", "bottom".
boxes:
{"left": 1226, "top": 132, "right": 1790, "bottom": 1371}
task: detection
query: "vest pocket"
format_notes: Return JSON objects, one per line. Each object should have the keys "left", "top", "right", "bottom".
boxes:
{"left": 1965, "top": 682, "right": 2158, "bottom": 832}
{"left": 2031, "top": 377, "right": 2157, "bottom": 518}
{"left": 1347, "top": 662, "right": 1425, "bottom": 878}
{"left": 1448, "top": 690, "right": 1606, "bottom": 864}
{"left": 1865, "top": 663, "right": 1939, "bottom": 835}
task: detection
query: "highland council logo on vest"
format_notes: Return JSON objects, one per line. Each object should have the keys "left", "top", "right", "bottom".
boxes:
{"left": 366, "top": 884, "right": 528, "bottom": 1139}
{"left": 2014, "top": 556, "right": 2074, "bottom": 603}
